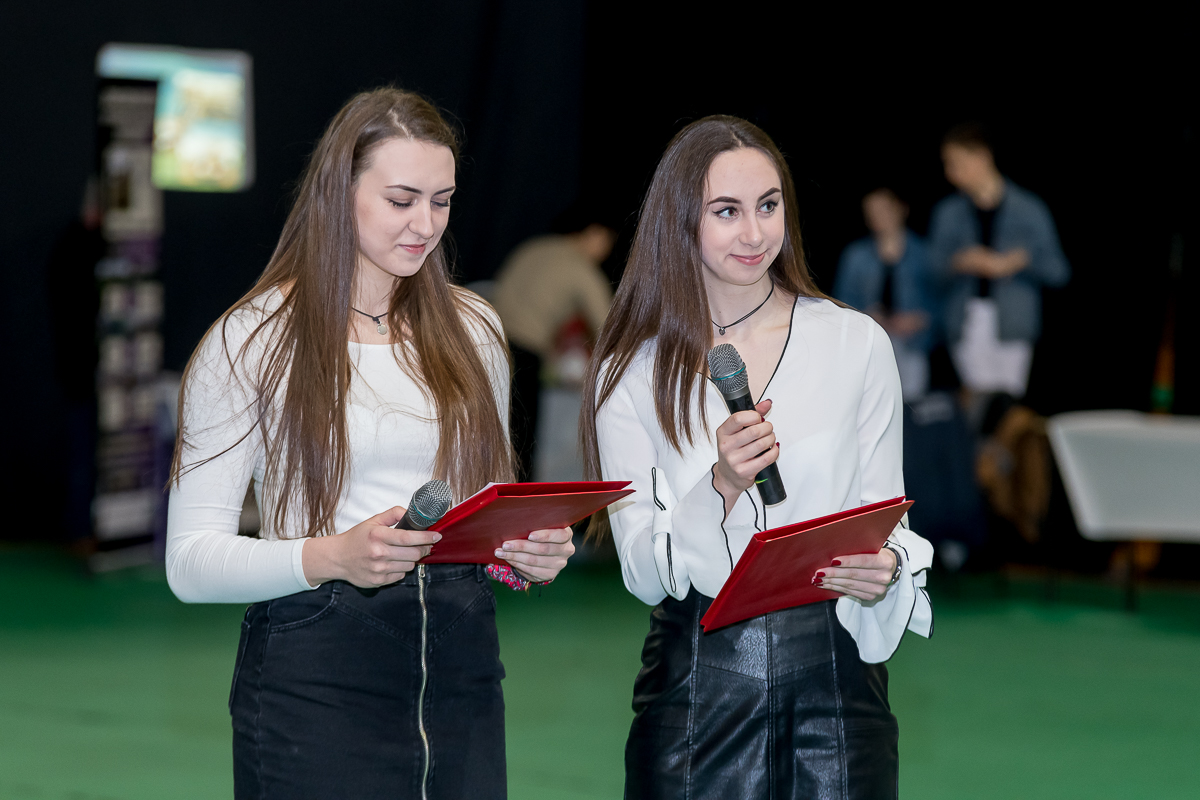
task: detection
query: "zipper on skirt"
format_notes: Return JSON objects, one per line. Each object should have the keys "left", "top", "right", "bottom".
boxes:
{"left": 417, "top": 564, "right": 430, "bottom": 800}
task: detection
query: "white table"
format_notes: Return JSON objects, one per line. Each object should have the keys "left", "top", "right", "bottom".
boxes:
{"left": 1046, "top": 410, "right": 1200, "bottom": 606}
{"left": 1047, "top": 410, "right": 1200, "bottom": 541}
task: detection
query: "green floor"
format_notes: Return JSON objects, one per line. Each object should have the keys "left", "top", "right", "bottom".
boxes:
{"left": 2, "top": 548, "right": 1198, "bottom": 799}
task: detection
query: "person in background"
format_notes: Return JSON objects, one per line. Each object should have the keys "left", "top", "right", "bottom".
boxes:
{"left": 929, "top": 122, "right": 1070, "bottom": 411}
{"left": 929, "top": 122, "right": 1068, "bottom": 561}
{"left": 834, "top": 188, "right": 936, "bottom": 401}
{"left": 492, "top": 209, "right": 616, "bottom": 480}
{"left": 838, "top": 189, "right": 984, "bottom": 570}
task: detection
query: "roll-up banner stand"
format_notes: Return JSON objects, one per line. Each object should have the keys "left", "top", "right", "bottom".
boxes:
{"left": 90, "top": 44, "right": 253, "bottom": 572}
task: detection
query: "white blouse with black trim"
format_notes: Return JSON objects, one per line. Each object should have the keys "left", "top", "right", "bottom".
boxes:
{"left": 596, "top": 296, "right": 934, "bottom": 663}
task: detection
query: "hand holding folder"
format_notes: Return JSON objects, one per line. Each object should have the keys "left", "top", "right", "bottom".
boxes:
{"left": 701, "top": 496, "right": 913, "bottom": 631}
{"left": 420, "top": 481, "right": 633, "bottom": 564}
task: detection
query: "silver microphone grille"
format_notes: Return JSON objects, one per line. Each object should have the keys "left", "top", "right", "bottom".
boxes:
{"left": 410, "top": 479, "right": 454, "bottom": 526}
{"left": 707, "top": 344, "right": 748, "bottom": 395}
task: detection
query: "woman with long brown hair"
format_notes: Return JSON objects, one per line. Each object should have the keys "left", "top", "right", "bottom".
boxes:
{"left": 581, "top": 116, "right": 934, "bottom": 798}
{"left": 166, "top": 87, "right": 574, "bottom": 799}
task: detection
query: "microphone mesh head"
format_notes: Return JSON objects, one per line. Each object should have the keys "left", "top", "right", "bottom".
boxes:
{"left": 707, "top": 344, "right": 748, "bottom": 395}
{"left": 410, "top": 479, "right": 453, "bottom": 526}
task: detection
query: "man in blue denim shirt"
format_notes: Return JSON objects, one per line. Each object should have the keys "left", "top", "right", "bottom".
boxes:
{"left": 835, "top": 188, "right": 937, "bottom": 400}
{"left": 929, "top": 123, "right": 1070, "bottom": 399}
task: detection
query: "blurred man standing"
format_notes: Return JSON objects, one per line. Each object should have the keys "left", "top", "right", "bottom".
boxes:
{"left": 930, "top": 124, "right": 1069, "bottom": 557}
{"left": 929, "top": 123, "right": 1069, "bottom": 404}
{"left": 493, "top": 213, "right": 615, "bottom": 480}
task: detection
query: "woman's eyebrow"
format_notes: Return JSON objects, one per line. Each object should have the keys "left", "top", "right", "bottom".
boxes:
{"left": 706, "top": 188, "right": 781, "bottom": 206}
{"left": 385, "top": 184, "right": 456, "bottom": 195}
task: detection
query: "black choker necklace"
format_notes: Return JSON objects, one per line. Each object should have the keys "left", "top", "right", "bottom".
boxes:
{"left": 712, "top": 283, "right": 774, "bottom": 336}
{"left": 351, "top": 307, "right": 388, "bottom": 336}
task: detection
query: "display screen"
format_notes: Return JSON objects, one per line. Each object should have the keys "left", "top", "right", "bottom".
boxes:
{"left": 97, "top": 44, "right": 254, "bottom": 192}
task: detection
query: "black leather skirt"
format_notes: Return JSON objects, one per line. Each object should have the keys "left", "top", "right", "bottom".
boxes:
{"left": 625, "top": 590, "right": 898, "bottom": 800}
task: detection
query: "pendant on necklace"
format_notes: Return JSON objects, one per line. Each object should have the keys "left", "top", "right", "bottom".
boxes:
{"left": 717, "top": 326, "right": 726, "bottom": 336}
{"left": 376, "top": 323, "right": 388, "bottom": 336}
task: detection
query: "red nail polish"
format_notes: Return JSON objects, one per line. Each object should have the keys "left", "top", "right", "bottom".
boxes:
{"left": 831, "top": 560, "right": 842, "bottom": 566}
{"left": 775, "top": 442, "right": 780, "bottom": 448}
{"left": 814, "top": 579, "right": 824, "bottom": 587}
{"left": 816, "top": 571, "right": 826, "bottom": 578}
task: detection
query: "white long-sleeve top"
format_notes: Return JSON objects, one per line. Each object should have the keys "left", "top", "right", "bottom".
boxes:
{"left": 165, "top": 289, "right": 510, "bottom": 604}
{"left": 596, "top": 296, "right": 933, "bottom": 663}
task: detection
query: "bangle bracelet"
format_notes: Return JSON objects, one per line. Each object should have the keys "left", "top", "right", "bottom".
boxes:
{"left": 883, "top": 544, "right": 903, "bottom": 586}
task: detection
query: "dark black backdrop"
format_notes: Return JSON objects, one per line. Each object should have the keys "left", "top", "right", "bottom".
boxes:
{"left": 576, "top": 11, "right": 1195, "bottom": 420}
{"left": 0, "top": 0, "right": 584, "bottom": 539}
{"left": 0, "top": 3, "right": 1193, "bottom": 542}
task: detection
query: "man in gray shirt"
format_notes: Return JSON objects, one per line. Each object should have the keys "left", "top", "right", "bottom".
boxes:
{"left": 929, "top": 123, "right": 1070, "bottom": 400}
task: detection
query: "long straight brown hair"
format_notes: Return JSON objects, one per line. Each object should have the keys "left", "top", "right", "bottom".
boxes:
{"left": 580, "top": 116, "right": 828, "bottom": 518}
{"left": 171, "top": 87, "right": 513, "bottom": 539}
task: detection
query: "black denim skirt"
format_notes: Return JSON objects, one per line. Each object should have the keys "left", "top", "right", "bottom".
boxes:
{"left": 230, "top": 564, "right": 506, "bottom": 800}
{"left": 625, "top": 591, "right": 898, "bottom": 800}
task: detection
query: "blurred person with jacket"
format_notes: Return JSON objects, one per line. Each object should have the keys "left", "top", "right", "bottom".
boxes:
{"left": 834, "top": 188, "right": 936, "bottom": 401}
{"left": 837, "top": 188, "right": 985, "bottom": 568}
{"left": 929, "top": 122, "right": 1069, "bottom": 405}
{"left": 492, "top": 210, "right": 615, "bottom": 480}
{"left": 930, "top": 123, "right": 1067, "bottom": 556}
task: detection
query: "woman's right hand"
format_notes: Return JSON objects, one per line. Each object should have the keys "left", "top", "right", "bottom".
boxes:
{"left": 301, "top": 507, "right": 441, "bottom": 588}
{"left": 712, "top": 398, "right": 778, "bottom": 517}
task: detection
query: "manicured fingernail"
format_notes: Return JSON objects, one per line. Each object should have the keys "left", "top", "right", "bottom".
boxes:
{"left": 494, "top": 549, "right": 505, "bottom": 558}
{"left": 816, "top": 571, "right": 826, "bottom": 578}
{"left": 814, "top": 579, "right": 824, "bottom": 587}
{"left": 432, "top": 533, "right": 442, "bottom": 542}
{"left": 831, "top": 560, "right": 841, "bottom": 566}
{"left": 775, "top": 442, "right": 780, "bottom": 448}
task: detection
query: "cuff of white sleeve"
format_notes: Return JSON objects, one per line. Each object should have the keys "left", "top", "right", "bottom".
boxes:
{"left": 651, "top": 530, "right": 690, "bottom": 601}
{"left": 294, "top": 538, "right": 320, "bottom": 591}
{"left": 835, "top": 529, "right": 934, "bottom": 663}
{"left": 722, "top": 482, "right": 761, "bottom": 529}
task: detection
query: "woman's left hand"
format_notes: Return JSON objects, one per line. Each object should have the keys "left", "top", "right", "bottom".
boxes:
{"left": 814, "top": 548, "right": 898, "bottom": 602}
{"left": 494, "top": 527, "right": 575, "bottom": 584}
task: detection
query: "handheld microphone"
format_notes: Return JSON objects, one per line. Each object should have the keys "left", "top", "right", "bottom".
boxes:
{"left": 358, "top": 480, "right": 454, "bottom": 596}
{"left": 397, "top": 479, "right": 454, "bottom": 530}
{"left": 707, "top": 344, "right": 787, "bottom": 506}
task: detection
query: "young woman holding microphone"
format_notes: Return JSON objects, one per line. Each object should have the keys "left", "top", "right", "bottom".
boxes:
{"left": 166, "top": 88, "right": 574, "bottom": 799}
{"left": 581, "top": 116, "right": 934, "bottom": 798}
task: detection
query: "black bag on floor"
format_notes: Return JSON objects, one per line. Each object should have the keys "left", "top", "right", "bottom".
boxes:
{"left": 902, "top": 392, "right": 986, "bottom": 555}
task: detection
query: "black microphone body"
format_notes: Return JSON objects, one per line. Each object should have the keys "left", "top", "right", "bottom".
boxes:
{"left": 708, "top": 345, "right": 787, "bottom": 506}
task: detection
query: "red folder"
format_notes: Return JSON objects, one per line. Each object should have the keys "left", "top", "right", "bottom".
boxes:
{"left": 700, "top": 496, "right": 913, "bottom": 632}
{"left": 420, "top": 481, "right": 634, "bottom": 564}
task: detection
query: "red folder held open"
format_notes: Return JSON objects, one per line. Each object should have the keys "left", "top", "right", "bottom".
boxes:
{"left": 420, "top": 481, "right": 633, "bottom": 564}
{"left": 700, "top": 496, "right": 913, "bottom": 632}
